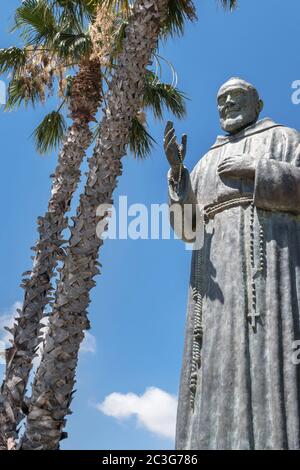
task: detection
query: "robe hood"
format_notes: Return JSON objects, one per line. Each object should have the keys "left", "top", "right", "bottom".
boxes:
{"left": 211, "top": 118, "right": 283, "bottom": 150}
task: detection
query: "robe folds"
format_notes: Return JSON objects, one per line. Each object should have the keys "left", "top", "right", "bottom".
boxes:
{"left": 168, "top": 118, "right": 300, "bottom": 450}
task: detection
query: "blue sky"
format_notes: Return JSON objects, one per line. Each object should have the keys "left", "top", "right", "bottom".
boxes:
{"left": 1, "top": 0, "right": 300, "bottom": 450}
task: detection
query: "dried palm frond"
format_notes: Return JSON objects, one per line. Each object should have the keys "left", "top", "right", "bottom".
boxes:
{"left": 6, "top": 76, "right": 46, "bottom": 108}
{"left": 3, "top": 45, "right": 68, "bottom": 109}
{"left": 89, "top": 3, "right": 116, "bottom": 65}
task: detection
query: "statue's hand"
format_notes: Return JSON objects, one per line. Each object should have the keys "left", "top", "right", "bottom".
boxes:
{"left": 218, "top": 154, "right": 257, "bottom": 180}
{"left": 164, "top": 121, "right": 187, "bottom": 176}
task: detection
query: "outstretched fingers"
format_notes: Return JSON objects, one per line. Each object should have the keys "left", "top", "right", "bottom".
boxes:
{"left": 164, "top": 121, "right": 174, "bottom": 145}
{"left": 165, "top": 121, "right": 174, "bottom": 136}
{"left": 180, "top": 134, "right": 187, "bottom": 160}
{"left": 164, "top": 123, "right": 177, "bottom": 152}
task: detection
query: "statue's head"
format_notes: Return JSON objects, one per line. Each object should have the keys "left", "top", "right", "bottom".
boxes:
{"left": 217, "top": 77, "right": 264, "bottom": 135}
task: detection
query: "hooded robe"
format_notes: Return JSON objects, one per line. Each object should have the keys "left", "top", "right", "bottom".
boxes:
{"left": 168, "top": 118, "right": 300, "bottom": 450}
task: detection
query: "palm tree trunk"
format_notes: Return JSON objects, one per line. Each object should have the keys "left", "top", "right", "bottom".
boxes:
{"left": 21, "top": 0, "right": 169, "bottom": 450}
{"left": 0, "top": 58, "right": 102, "bottom": 450}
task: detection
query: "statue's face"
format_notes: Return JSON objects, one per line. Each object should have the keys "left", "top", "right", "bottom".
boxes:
{"left": 218, "top": 87, "right": 260, "bottom": 134}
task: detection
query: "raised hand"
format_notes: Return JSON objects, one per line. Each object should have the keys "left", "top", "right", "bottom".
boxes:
{"left": 164, "top": 121, "right": 187, "bottom": 171}
{"left": 218, "top": 154, "right": 257, "bottom": 180}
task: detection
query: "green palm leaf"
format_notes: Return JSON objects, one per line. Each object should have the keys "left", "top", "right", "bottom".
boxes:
{"left": 5, "top": 76, "right": 46, "bottom": 109}
{"left": 55, "top": 0, "right": 95, "bottom": 26}
{"left": 163, "top": 0, "right": 197, "bottom": 37}
{"left": 13, "top": 0, "right": 58, "bottom": 45}
{"left": 129, "top": 117, "right": 156, "bottom": 159}
{"left": 55, "top": 31, "right": 92, "bottom": 61}
{"left": 220, "top": 0, "right": 237, "bottom": 11}
{"left": 0, "top": 47, "right": 27, "bottom": 75}
{"left": 143, "top": 71, "right": 187, "bottom": 120}
{"left": 33, "top": 110, "right": 67, "bottom": 154}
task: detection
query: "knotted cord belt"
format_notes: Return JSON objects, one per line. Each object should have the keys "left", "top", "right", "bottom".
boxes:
{"left": 204, "top": 196, "right": 254, "bottom": 221}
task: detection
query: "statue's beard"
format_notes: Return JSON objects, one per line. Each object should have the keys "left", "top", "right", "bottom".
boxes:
{"left": 221, "top": 112, "right": 258, "bottom": 135}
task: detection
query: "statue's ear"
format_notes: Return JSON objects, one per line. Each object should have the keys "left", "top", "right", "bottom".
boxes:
{"left": 258, "top": 99, "right": 264, "bottom": 113}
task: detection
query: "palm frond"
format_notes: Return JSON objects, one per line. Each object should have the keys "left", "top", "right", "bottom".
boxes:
{"left": 163, "top": 0, "right": 197, "bottom": 37}
{"left": 33, "top": 110, "right": 67, "bottom": 154}
{"left": 143, "top": 71, "right": 187, "bottom": 120}
{"left": 78, "top": 0, "right": 133, "bottom": 17}
{"left": 100, "top": 0, "right": 132, "bottom": 16}
{"left": 0, "top": 47, "right": 27, "bottom": 75}
{"left": 55, "top": 0, "right": 94, "bottom": 27}
{"left": 129, "top": 116, "right": 156, "bottom": 159}
{"left": 5, "top": 76, "right": 46, "bottom": 109}
{"left": 78, "top": 0, "right": 101, "bottom": 17}
{"left": 13, "top": 0, "right": 58, "bottom": 46}
{"left": 219, "top": 0, "right": 238, "bottom": 11}
{"left": 55, "top": 31, "right": 92, "bottom": 61}
{"left": 78, "top": 0, "right": 99, "bottom": 16}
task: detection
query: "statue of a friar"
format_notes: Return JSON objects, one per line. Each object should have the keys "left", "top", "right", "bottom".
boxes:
{"left": 165, "top": 77, "right": 300, "bottom": 450}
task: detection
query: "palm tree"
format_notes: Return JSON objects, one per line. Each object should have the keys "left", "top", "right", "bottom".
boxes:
{"left": 20, "top": 0, "right": 236, "bottom": 450}
{"left": 0, "top": 1, "right": 104, "bottom": 450}
{"left": 0, "top": 0, "right": 189, "bottom": 450}
{"left": 1, "top": 0, "right": 102, "bottom": 452}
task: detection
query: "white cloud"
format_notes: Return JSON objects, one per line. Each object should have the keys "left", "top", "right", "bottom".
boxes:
{"left": 80, "top": 331, "right": 97, "bottom": 354}
{"left": 97, "top": 387, "right": 177, "bottom": 440}
{"left": 0, "top": 301, "right": 22, "bottom": 365}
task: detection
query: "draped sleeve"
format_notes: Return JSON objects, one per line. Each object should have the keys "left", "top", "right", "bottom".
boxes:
{"left": 254, "top": 127, "right": 300, "bottom": 215}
